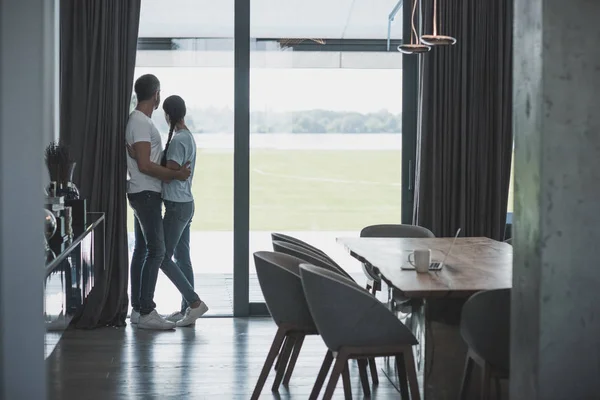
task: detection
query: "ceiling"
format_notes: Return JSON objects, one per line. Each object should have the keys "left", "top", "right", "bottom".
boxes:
{"left": 138, "top": 0, "right": 404, "bottom": 40}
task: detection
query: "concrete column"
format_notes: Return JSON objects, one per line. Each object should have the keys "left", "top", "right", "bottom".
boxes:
{"left": 0, "top": 0, "right": 56, "bottom": 398}
{"left": 513, "top": 0, "right": 600, "bottom": 398}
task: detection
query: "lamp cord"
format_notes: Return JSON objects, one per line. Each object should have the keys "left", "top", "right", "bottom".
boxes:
{"left": 433, "top": 0, "right": 438, "bottom": 36}
{"left": 411, "top": 0, "right": 419, "bottom": 44}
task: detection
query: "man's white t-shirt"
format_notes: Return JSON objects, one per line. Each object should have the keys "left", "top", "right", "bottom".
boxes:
{"left": 125, "top": 110, "right": 163, "bottom": 194}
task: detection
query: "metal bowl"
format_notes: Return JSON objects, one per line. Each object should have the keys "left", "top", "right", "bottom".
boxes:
{"left": 397, "top": 43, "right": 432, "bottom": 54}
{"left": 421, "top": 35, "right": 457, "bottom": 46}
{"left": 44, "top": 209, "right": 57, "bottom": 240}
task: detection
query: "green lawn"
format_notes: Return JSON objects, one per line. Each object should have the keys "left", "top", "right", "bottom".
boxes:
{"left": 126, "top": 148, "right": 515, "bottom": 231}
{"left": 127, "top": 149, "right": 403, "bottom": 231}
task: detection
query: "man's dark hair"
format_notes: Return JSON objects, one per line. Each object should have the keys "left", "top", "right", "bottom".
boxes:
{"left": 134, "top": 74, "right": 160, "bottom": 102}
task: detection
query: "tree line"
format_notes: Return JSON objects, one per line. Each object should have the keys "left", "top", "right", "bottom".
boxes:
{"left": 149, "top": 107, "right": 402, "bottom": 134}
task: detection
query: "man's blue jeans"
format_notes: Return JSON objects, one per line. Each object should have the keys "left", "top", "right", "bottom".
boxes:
{"left": 162, "top": 200, "right": 199, "bottom": 313}
{"left": 128, "top": 191, "right": 165, "bottom": 315}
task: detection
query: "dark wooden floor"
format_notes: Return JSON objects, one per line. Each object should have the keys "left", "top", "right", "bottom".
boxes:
{"left": 47, "top": 318, "right": 403, "bottom": 399}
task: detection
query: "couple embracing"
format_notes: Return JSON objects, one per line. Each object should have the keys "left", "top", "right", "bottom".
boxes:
{"left": 125, "top": 74, "right": 208, "bottom": 330}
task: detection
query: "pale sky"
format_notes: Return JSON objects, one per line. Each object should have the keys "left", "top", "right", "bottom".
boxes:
{"left": 134, "top": 67, "right": 403, "bottom": 114}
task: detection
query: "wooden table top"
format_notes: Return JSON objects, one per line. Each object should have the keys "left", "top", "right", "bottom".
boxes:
{"left": 337, "top": 237, "right": 512, "bottom": 298}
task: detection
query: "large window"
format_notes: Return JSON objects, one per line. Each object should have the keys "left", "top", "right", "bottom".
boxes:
{"left": 248, "top": 48, "right": 403, "bottom": 300}
{"left": 132, "top": 0, "right": 406, "bottom": 315}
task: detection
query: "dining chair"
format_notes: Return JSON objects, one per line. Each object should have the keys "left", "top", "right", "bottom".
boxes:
{"left": 360, "top": 224, "right": 435, "bottom": 239}
{"left": 251, "top": 251, "right": 353, "bottom": 400}
{"left": 271, "top": 232, "right": 342, "bottom": 269}
{"left": 272, "top": 240, "right": 353, "bottom": 280}
{"left": 271, "top": 240, "right": 380, "bottom": 392}
{"left": 459, "top": 289, "right": 510, "bottom": 400}
{"left": 271, "top": 240, "right": 345, "bottom": 373}
{"left": 360, "top": 224, "right": 435, "bottom": 297}
{"left": 300, "top": 263, "right": 421, "bottom": 400}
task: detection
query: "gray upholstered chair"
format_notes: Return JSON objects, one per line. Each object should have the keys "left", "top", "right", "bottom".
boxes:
{"left": 271, "top": 240, "right": 379, "bottom": 394}
{"left": 272, "top": 240, "right": 353, "bottom": 281}
{"left": 271, "top": 232, "right": 341, "bottom": 269}
{"left": 300, "top": 264, "right": 421, "bottom": 400}
{"left": 360, "top": 224, "right": 435, "bottom": 297}
{"left": 251, "top": 251, "right": 354, "bottom": 399}
{"left": 459, "top": 289, "right": 511, "bottom": 400}
{"left": 360, "top": 224, "right": 435, "bottom": 239}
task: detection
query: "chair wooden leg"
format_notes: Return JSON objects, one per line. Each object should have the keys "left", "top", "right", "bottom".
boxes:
{"left": 309, "top": 350, "right": 333, "bottom": 400}
{"left": 481, "top": 362, "right": 491, "bottom": 400}
{"left": 459, "top": 354, "right": 475, "bottom": 400}
{"left": 395, "top": 353, "right": 409, "bottom": 399}
{"left": 342, "top": 361, "right": 352, "bottom": 400}
{"left": 250, "top": 327, "right": 287, "bottom": 400}
{"left": 274, "top": 336, "right": 288, "bottom": 371}
{"left": 283, "top": 334, "right": 305, "bottom": 385}
{"left": 403, "top": 348, "right": 421, "bottom": 400}
{"left": 357, "top": 359, "right": 371, "bottom": 397}
{"left": 323, "top": 353, "right": 347, "bottom": 400}
{"left": 368, "top": 357, "right": 379, "bottom": 385}
{"left": 271, "top": 334, "right": 295, "bottom": 392}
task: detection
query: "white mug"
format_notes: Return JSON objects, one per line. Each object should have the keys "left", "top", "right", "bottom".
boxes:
{"left": 408, "top": 249, "right": 431, "bottom": 273}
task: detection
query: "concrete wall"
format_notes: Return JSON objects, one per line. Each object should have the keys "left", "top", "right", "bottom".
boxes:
{"left": 0, "top": 0, "right": 57, "bottom": 398}
{"left": 512, "top": 0, "right": 600, "bottom": 398}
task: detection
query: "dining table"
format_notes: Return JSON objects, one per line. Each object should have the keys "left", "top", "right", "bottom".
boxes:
{"left": 337, "top": 236, "right": 512, "bottom": 400}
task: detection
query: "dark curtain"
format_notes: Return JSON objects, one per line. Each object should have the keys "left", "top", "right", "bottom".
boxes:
{"left": 60, "top": 0, "right": 141, "bottom": 327}
{"left": 413, "top": 0, "right": 513, "bottom": 240}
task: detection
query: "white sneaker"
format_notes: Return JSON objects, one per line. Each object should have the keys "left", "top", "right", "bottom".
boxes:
{"left": 165, "top": 311, "right": 184, "bottom": 323}
{"left": 176, "top": 301, "right": 209, "bottom": 327}
{"left": 130, "top": 309, "right": 140, "bottom": 324}
{"left": 138, "top": 310, "right": 176, "bottom": 330}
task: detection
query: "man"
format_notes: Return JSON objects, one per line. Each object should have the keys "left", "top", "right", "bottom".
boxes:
{"left": 126, "top": 74, "right": 191, "bottom": 330}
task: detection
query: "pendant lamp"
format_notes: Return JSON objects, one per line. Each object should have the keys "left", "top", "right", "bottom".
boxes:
{"left": 398, "top": 0, "right": 430, "bottom": 54}
{"left": 421, "top": 0, "right": 456, "bottom": 46}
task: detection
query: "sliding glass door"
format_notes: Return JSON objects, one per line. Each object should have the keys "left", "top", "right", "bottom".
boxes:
{"left": 133, "top": 1, "right": 235, "bottom": 316}
{"left": 133, "top": 0, "right": 412, "bottom": 317}
{"left": 246, "top": 1, "right": 406, "bottom": 309}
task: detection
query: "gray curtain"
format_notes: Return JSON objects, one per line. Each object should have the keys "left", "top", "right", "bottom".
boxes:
{"left": 413, "top": 0, "right": 513, "bottom": 240}
{"left": 60, "top": 0, "right": 141, "bottom": 327}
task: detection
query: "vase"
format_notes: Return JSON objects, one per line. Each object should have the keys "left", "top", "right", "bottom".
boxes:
{"left": 46, "top": 162, "right": 80, "bottom": 200}
{"left": 58, "top": 182, "right": 80, "bottom": 200}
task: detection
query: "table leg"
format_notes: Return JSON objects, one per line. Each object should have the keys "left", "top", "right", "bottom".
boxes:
{"left": 409, "top": 298, "right": 482, "bottom": 399}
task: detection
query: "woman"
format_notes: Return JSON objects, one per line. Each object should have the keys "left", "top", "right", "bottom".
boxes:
{"left": 158, "top": 95, "right": 208, "bottom": 327}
